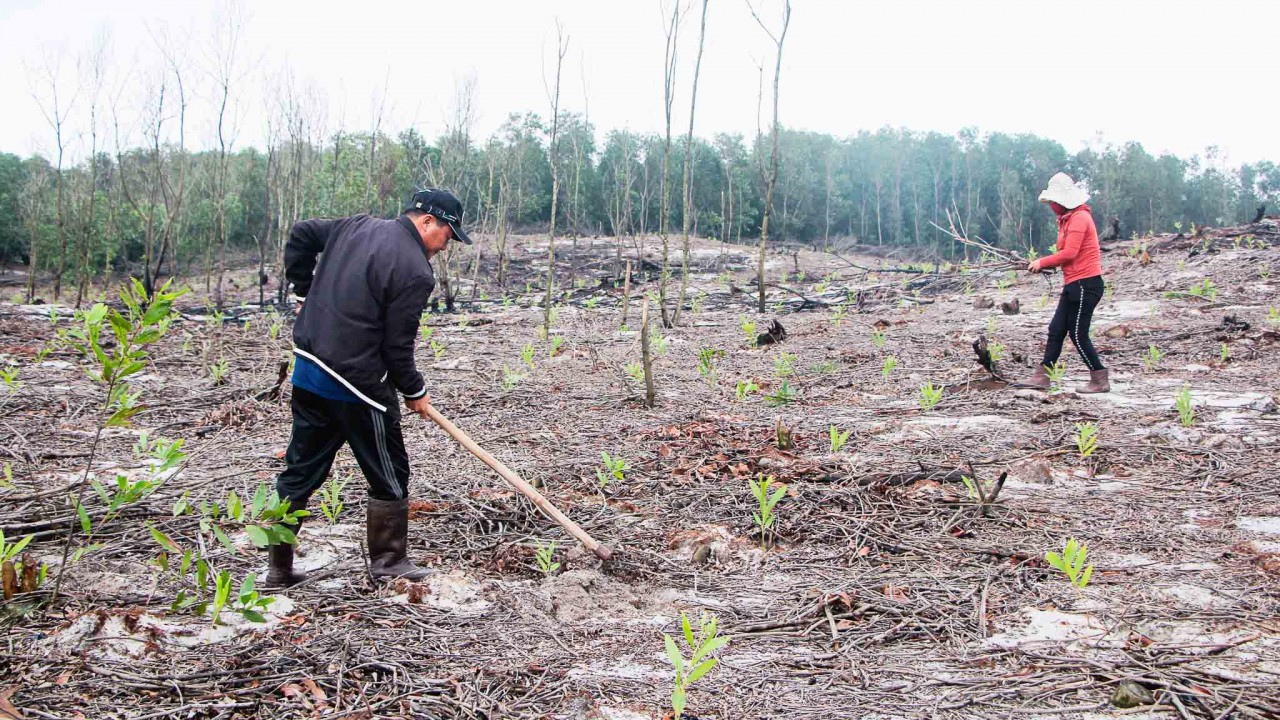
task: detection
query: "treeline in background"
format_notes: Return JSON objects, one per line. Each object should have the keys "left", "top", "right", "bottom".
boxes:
{"left": 2, "top": 113, "right": 1276, "bottom": 305}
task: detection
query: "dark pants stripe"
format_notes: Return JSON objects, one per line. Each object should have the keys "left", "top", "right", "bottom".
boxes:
{"left": 1042, "top": 275, "right": 1106, "bottom": 371}
{"left": 276, "top": 387, "right": 411, "bottom": 508}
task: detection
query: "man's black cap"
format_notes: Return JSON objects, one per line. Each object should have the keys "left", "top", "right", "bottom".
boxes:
{"left": 405, "top": 188, "right": 472, "bottom": 245}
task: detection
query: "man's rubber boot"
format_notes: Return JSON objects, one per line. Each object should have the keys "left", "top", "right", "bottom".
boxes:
{"left": 1077, "top": 368, "right": 1111, "bottom": 394}
{"left": 265, "top": 541, "right": 307, "bottom": 588}
{"left": 1012, "top": 364, "right": 1051, "bottom": 390}
{"left": 367, "top": 498, "right": 432, "bottom": 581}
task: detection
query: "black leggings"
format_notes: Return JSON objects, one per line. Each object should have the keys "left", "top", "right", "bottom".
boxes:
{"left": 1042, "top": 275, "right": 1105, "bottom": 371}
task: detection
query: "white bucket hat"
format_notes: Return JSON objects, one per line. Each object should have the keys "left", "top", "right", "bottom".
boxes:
{"left": 1038, "top": 172, "right": 1090, "bottom": 209}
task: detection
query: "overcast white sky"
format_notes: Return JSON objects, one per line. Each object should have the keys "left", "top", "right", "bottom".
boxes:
{"left": 2, "top": 0, "right": 1276, "bottom": 166}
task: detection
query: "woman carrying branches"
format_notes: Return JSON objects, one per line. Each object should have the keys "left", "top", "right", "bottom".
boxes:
{"left": 1015, "top": 173, "right": 1110, "bottom": 393}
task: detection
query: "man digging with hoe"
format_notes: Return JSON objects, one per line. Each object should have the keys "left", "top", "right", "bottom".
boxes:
{"left": 266, "top": 189, "right": 471, "bottom": 587}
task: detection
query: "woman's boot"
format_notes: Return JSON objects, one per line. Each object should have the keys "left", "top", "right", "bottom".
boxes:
{"left": 1077, "top": 369, "right": 1111, "bottom": 394}
{"left": 1012, "top": 364, "right": 1051, "bottom": 390}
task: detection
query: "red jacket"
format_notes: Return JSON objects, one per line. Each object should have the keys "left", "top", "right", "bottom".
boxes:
{"left": 1040, "top": 204, "right": 1101, "bottom": 285}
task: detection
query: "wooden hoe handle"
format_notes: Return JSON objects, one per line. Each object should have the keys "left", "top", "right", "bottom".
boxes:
{"left": 424, "top": 405, "right": 614, "bottom": 561}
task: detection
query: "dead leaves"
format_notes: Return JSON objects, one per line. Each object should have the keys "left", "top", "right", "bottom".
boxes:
{"left": 279, "top": 677, "right": 330, "bottom": 715}
{"left": 0, "top": 687, "right": 23, "bottom": 720}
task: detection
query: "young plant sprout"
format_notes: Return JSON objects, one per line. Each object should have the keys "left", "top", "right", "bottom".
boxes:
{"left": 1075, "top": 422, "right": 1099, "bottom": 459}
{"left": 1145, "top": 344, "right": 1165, "bottom": 371}
{"left": 882, "top": 355, "right": 898, "bottom": 378}
{"left": 765, "top": 380, "right": 797, "bottom": 406}
{"left": 748, "top": 474, "right": 786, "bottom": 549}
{"left": 1046, "top": 360, "right": 1068, "bottom": 392}
{"left": 739, "top": 317, "right": 757, "bottom": 345}
{"left": 1045, "top": 537, "right": 1094, "bottom": 590}
{"left": 664, "top": 612, "right": 730, "bottom": 720}
{"left": 318, "top": 474, "right": 349, "bottom": 524}
{"left": 1176, "top": 385, "right": 1196, "bottom": 427}
{"left": 871, "top": 328, "right": 887, "bottom": 350}
{"left": 735, "top": 379, "right": 759, "bottom": 401}
{"left": 596, "top": 452, "right": 628, "bottom": 488}
{"left": 773, "top": 352, "right": 797, "bottom": 377}
{"left": 534, "top": 540, "right": 560, "bottom": 575}
{"left": 917, "top": 381, "right": 943, "bottom": 411}
{"left": 829, "top": 426, "right": 851, "bottom": 453}
{"left": 520, "top": 342, "right": 536, "bottom": 369}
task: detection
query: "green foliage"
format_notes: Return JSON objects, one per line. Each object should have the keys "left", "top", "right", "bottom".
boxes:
{"left": 697, "top": 347, "right": 725, "bottom": 385}
{"left": 1220, "top": 342, "right": 1230, "bottom": 363}
{"left": 830, "top": 302, "right": 847, "bottom": 325}
{"left": 596, "top": 451, "right": 628, "bottom": 488}
{"left": 420, "top": 324, "right": 435, "bottom": 344}
{"left": 624, "top": 362, "right": 645, "bottom": 384}
{"left": 1268, "top": 306, "right": 1280, "bottom": 327}
{"left": 0, "top": 530, "right": 34, "bottom": 565}
{"left": 917, "top": 381, "right": 943, "bottom": 411}
{"left": 735, "top": 379, "right": 759, "bottom": 401}
{"left": 764, "top": 380, "right": 797, "bottom": 406}
{"left": 1075, "top": 422, "right": 1099, "bottom": 459}
{"left": 430, "top": 339, "right": 447, "bottom": 361}
{"left": 318, "top": 474, "right": 349, "bottom": 524}
{"left": 584, "top": 296, "right": 601, "bottom": 309}
{"left": 0, "top": 365, "right": 18, "bottom": 392}
{"left": 534, "top": 540, "right": 560, "bottom": 575}
{"left": 748, "top": 474, "right": 787, "bottom": 549}
{"left": 1045, "top": 538, "right": 1094, "bottom": 590}
{"left": 500, "top": 365, "right": 526, "bottom": 391}
{"left": 202, "top": 484, "right": 309, "bottom": 552}
{"left": 1187, "top": 278, "right": 1217, "bottom": 300}
{"left": 985, "top": 316, "right": 998, "bottom": 336}
{"left": 1145, "top": 344, "right": 1165, "bottom": 370}
{"left": 209, "top": 358, "right": 230, "bottom": 385}
{"left": 520, "top": 342, "right": 536, "bottom": 369}
{"left": 211, "top": 570, "right": 275, "bottom": 625}
{"left": 664, "top": 611, "right": 730, "bottom": 720}
{"left": 549, "top": 336, "right": 565, "bottom": 356}
{"left": 987, "top": 340, "right": 1005, "bottom": 363}
{"left": 739, "top": 317, "right": 757, "bottom": 345}
{"left": 809, "top": 360, "right": 838, "bottom": 374}
{"left": 1176, "top": 385, "right": 1196, "bottom": 427}
{"left": 871, "top": 328, "right": 887, "bottom": 350}
{"left": 882, "top": 355, "right": 898, "bottom": 377}
{"left": 995, "top": 272, "right": 1015, "bottom": 290}
{"left": 0, "top": 462, "right": 12, "bottom": 490}
{"left": 1046, "top": 360, "right": 1068, "bottom": 392}
{"left": 773, "top": 352, "right": 797, "bottom": 377}
{"left": 829, "top": 426, "right": 851, "bottom": 453}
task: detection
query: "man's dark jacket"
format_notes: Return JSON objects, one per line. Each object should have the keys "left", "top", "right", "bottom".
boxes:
{"left": 286, "top": 214, "right": 434, "bottom": 413}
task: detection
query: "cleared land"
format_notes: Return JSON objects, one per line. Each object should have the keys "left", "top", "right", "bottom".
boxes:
{"left": 1, "top": 220, "right": 1278, "bottom": 719}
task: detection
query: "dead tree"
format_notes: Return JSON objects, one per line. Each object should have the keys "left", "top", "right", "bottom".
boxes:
{"left": 542, "top": 24, "right": 569, "bottom": 338}
{"left": 657, "top": 0, "right": 683, "bottom": 327}
{"left": 748, "top": 0, "right": 791, "bottom": 313}
{"left": 672, "top": 0, "right": 710, "bottom": 327}
{"left": 30, "top": 49, "right": 78, "bottom": 302}
{"left": 1253, "top": 204, "right": 1266, "bottom": 224}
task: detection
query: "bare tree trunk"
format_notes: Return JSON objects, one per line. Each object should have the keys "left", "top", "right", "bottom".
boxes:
{"left": 657, "top": 1, "right": 682, "bottom": 327}
{"left": 672, "top": 0, "right": 709, "bottom": 327}
{"left": 32, "top": 52, "right": 77, "bottom": 302}
{"left": 749, "top": 0, "right": 791, "bottom": 313}
{"left": 542, "top": 26, "right": 569, "bottom": 339}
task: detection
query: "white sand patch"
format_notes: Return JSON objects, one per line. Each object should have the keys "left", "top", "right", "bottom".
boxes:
{"left": 985, "top": 608, "right": 1124, "bottom": 650}
{"left": 1238, "top": 516, "right": 1280, "bottom": 535}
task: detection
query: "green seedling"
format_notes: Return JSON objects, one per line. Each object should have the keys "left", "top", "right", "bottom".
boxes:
{"left": 882, "top": 355, "right": 898, "bottom": 378}
{"left": 585, "top": 296, "right": 601, "bottom": 310}
{"left": 917, "top": 382, "right": 943, "bottom": 411}
{"left": 596, "top": 451, "right": 628, "bottom": 488}
{"left": 1145, "top": 344, "right": 1165, "bottom": 370}
{"left": 773, "top": 352, "right": 797, "bottom": 378}
{"left": 986, "top": 316, "right": 998, "bottom": 336}
{"left": 697, "top": 347, "right": 724, "bottom": 385}
{"left": 809, "top": 361, "right": 838, "bottom": 374}
{"left": 1268, "top": 306, "right": 1280, "bottom": 327}
{"left": 0, "top": 366, "right": 18, "bottom": 392}
{"left": 1220, "top": 343, "right": 1230, "bottom": 363}
{"left": 765, "top": 380, "right": 797, "bottom": 406}
{"left": 830, "top": 303, "right": 847, "bottom": 325}
{"left": 420, "top": 324, "right": 435, "bottom": 344}
{"left": 740, "top": 317, "right": 757, "bottom": 345}
{"left": 625, "top": 362, "right": 645, "bottom": 384}
{"left": 521, "top": 342, "right": 536, "bottom": 369}
{"left": 1075, "top": 422, "right": 1099, "bottom": 459}
{"left": 430, "top": 339, "right": 446, "bottom": 361}
{"left": 748, "top": 474, "right": 787, "bottom": 549}
{"left": 204, "top": 484, "right": 309, "bottom": 552}
{"left": 501, "top": 365, "right": 526, "bottom": 391}
{"left": 318, "top": 474, "right": 349, "bottom": 524}
{"left": 1, "top": 462, "right": 12, "bottom": 490}
{"left": 664, "top": 612, "right": 730, "bottom": 720}
{"left": 1046, "top": 360, "right": 1068, "bottom": 392}
{"left": 549, "top": 336, "right": 565, "bottom": 357}
{"left": 871, "top": 328, "right": 887, "bottom": 350}
{"left": 1045, "top": 537, "right": 1094, "bottom": 590}
{"left": 829, "top": 426, "right": 851, "bottom": 453}
{"left": 1188, "top": 278, "right": 1217, "bottom": 300}
{"left": 988, "top": 341, "right": 1005, "bottom": 363}
{"left": 535, "top": 540, "right": 560, "bottom": 575}
{"left": 735, "top": 379, "right": 759, "bottom": 401}
{"left": 209, "top": 359, "right": 230, "bottom": 385}
{"left": 1176, "top": 385, "right": 1196, "bottom": 427}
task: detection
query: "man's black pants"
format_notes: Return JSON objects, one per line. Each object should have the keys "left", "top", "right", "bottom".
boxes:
{"left": 1041, "top": 275, "right": 1106, "bottom": 372}
{"left": 276, "top": 387, "right": 411, "bottom": 508}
